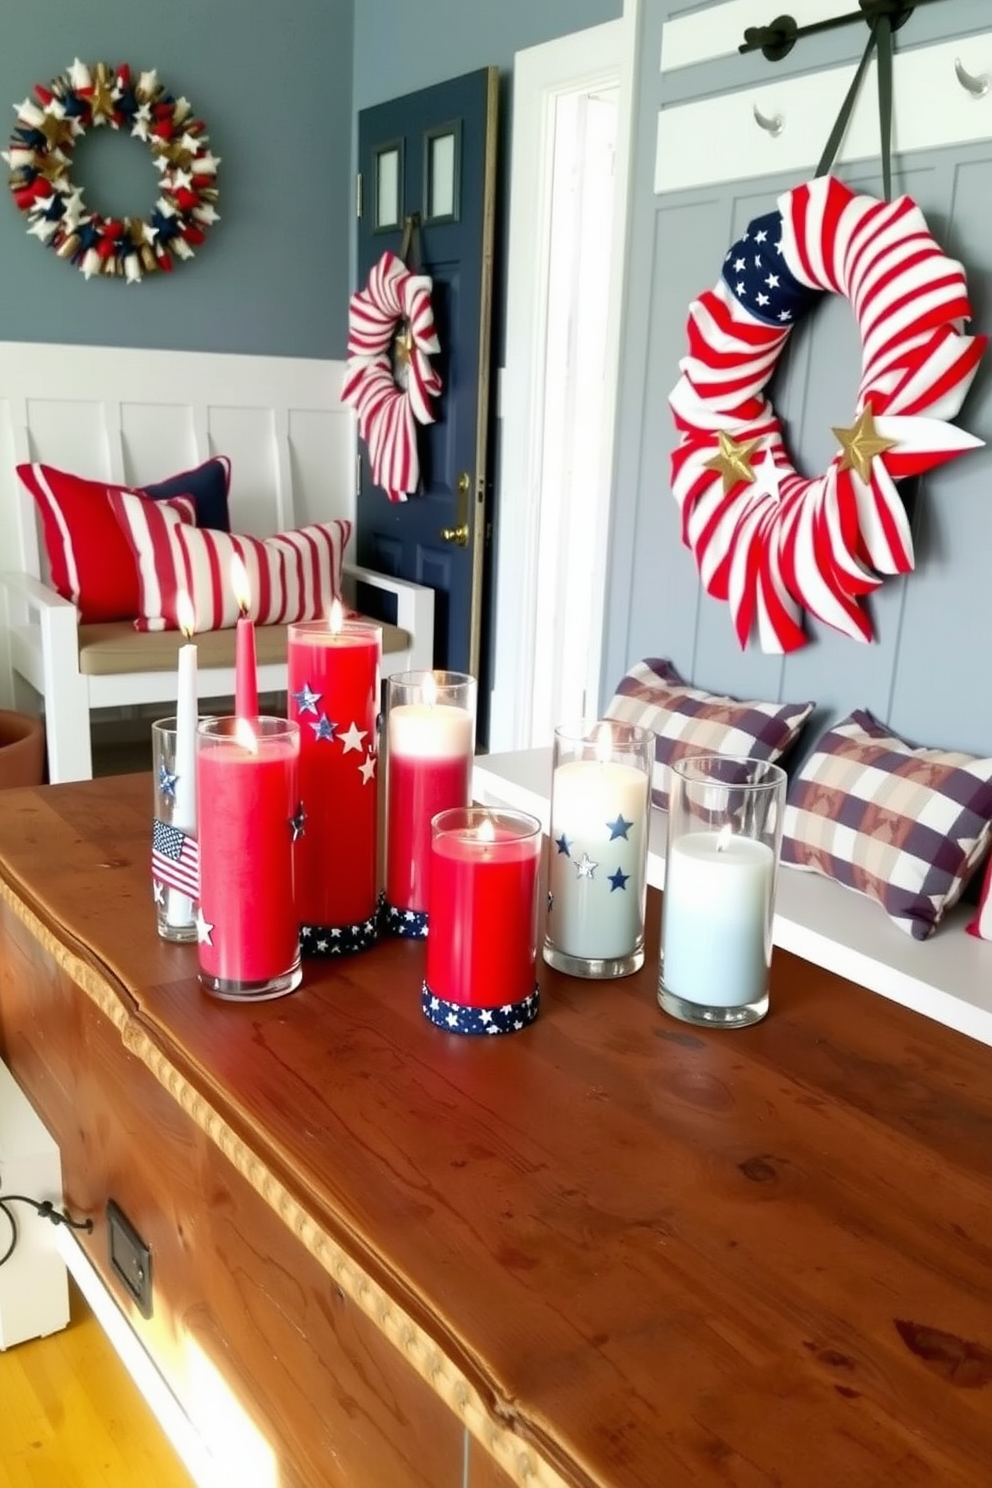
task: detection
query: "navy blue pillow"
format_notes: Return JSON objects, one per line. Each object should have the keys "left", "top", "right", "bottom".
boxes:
{"left": 141, "top": 455, "right": 231, "bottom": 532}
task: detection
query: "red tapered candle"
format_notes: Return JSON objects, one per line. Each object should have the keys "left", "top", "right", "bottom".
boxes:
{"left": 231, "top": 552, "right": 258, "bottom": 721}
{"left": 288, "top": 611, "right": 381, "bottom": 930}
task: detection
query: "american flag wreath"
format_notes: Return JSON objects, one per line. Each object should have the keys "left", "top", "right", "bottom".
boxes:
{"left": 3, "top": 61, "right": 219, "bottom": 283}
{"left": 342, "top": 249, "right": 442, "bottom": 503}
{"left": 668, "top": 174, "right": 987, "bottom": 653}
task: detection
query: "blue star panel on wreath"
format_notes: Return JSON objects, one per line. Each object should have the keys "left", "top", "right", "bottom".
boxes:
{"left": 385, "top": 902, "right": 429, "bottom": 939}
{"left": 720, "top": 209, "right": 816, "bottom": 329}
{"left": 421, "top": 984, "right": 540, "bottom": 1036}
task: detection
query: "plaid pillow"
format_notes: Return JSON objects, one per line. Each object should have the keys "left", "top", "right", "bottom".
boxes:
{"left": 781, "top": 710, "right": 992, "bottom": 941}
{"left": 605, "top": 658, "right": 813, "bottom": 810}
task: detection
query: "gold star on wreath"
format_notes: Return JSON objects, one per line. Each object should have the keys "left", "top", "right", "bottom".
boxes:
{"left": 832, "top": 403, "right": 898, "bottom": 483}
{"left": 393, "top": 323, "right": 414, "bottom": 368}
{"left": 89, "top": 63, "right": 117, "bottom": 122}
{"left": 39, "top": 113, "right": 76, "bottom": 150}
{"left": 703, "top": 431, "right": 763, "bottom": 495}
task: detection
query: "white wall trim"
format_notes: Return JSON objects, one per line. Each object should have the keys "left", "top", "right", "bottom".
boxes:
{"left": 661, "top": 0, "right": 855, "bottom": 73}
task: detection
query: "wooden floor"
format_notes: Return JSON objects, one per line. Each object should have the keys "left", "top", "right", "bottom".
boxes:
{"left": 0, "top": 1279, "right": 194, "bottom": 1488}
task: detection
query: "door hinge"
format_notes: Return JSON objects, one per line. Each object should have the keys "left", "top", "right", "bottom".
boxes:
{"left": 355, "top": 171, "right": 363, "bottom": 219}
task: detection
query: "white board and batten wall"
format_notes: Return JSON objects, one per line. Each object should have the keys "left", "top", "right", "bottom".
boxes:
{"left": 0, "top": 343, "right": 355, "bottom": 710}
{"left": 603, "top": 0, "right": 992, "bottom": 768}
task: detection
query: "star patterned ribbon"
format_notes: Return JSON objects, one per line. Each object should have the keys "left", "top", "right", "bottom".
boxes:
{"left": 300, "top": 894, "right": 384, "bottom": 956}
{"left": 421, "top": 984, "right": 540, "bottom": 1036}
{"left": 385, "top": 902, "right": 429, "bottom": 939}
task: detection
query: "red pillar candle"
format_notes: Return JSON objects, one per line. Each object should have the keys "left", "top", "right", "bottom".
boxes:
{"left": 423, "top": 807, "right": 542, "bottom": 1035}
{"left": 231, "top": 552, "right": 259, "bottom": 721}
{"left": 288, "top": 612, "right": 381, "bottom": 940}
{"left": 196, "top": 716, "right": 302, "bottom": 1000}
{"left": 385, "top": 670, "right": 476, "bottom": 929}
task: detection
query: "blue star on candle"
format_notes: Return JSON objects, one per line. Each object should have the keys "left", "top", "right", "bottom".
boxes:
{"left": 547, "top": 891, "right": 554, "bottom": 914}
{"left": 575, "top": 853, "right": 598, "bottom": 880}
{"left": 310, "top": 713, "right": 337, "bottom": 742}
{"left": 608, "top": 867, "right": 630, "bottom": 892}
{"left": 290, "top": 802, "right": 307, "bottom": 842}
{"left": 291, "top": 681, "right": 321, "bottom": 715}
{"left": 158, "top": 762, "right": 178, "bottom": 799}
{"left": 607, "top": 813, "right": 633, "bottom": 840}
{"left": 555, "top": 833, "right": 571, "bottom": 856}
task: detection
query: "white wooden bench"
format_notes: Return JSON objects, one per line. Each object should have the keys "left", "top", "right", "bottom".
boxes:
{"left": 0, "top": 343, "right": 434, "bottom": 782}
{"left": 473, "top": 748, "right": 992, "bottom": 1049}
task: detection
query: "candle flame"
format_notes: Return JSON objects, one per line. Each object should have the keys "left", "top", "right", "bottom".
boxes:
{"left": 229, "top": 552, "right": 251, "bottom": 615}
{"left": 476, "top": 815, "right": 496, "bottom": 844}
{"left": 233, "top": 718, "right": 259, "bottom": 755}
{"left": 716, "top": 824, "right": 733, "bottom": 852}
{"left": 422, "top": 671, "right": 439, "bottom": 708}
{"left": 328, "top": 598, "right": 344, "bottom": 633}
{"left": 176, "top": 590, "right": 196, "bottom": 639}
{"left": 595, "top": 722, "right": 614, "bottom": 764}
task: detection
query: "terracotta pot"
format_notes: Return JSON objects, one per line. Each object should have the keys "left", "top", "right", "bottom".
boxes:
{"left": 0, "top": 711, "right": 45, "bottom": 790}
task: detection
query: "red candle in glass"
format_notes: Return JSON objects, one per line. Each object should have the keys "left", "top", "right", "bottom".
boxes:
{"left": 288, "top": 611, "right": 381, "bottom": 929}
{"left": 386, "top": 671, "right": 476, "bottom": 915}
{"left": 196, "top": 717, "right": 301, "bottom": 997}
{"left": 231, "top": 552, "right": 259, "bottom": 721}
{"left": 426, "top": 808, "right": 542, "bottom": 1008}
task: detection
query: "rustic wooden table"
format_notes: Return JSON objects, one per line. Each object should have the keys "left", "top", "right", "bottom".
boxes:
{"left": 1, "top": 774, "right": 991, "bottom": 1488}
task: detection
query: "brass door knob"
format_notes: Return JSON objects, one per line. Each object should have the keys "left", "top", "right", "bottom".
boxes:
{"left": 439, "top": 522, "right": 470, "bottom": 547}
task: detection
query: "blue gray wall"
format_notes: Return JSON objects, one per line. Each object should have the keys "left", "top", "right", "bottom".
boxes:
{"left": 0, "top": 0, "right": 353, "bottom": 356}
{"left": 604, "top": 0, "right": 992, "bottom": 759}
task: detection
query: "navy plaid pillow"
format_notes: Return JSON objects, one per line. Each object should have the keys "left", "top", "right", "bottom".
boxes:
{"left": 605, "top": 659, "right": 813, "bottom": 811}
{"left": 781, "top": 710, "right": 992, "bottom": 940}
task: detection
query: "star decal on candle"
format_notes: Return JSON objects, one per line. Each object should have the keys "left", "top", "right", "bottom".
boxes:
{"left": 339, "top": 721, "right": 368, "bottom": 753}
{"left": 196, "top": 910, "right": 213, "bottom": 945}
{"left": 832, "top": 402, "right": 898, "bottom": 483}
{"left": 291, "top": 681, "right": 322, "bottom": 715}
{"left": 703, "top": 431, "right": 763, "bottom": 495}
{"left": 608, "top": 867, "right": 630, "bottom": 892}
{"left": 290, "top": 802, "right": 307, "bottom": 842}
{"left": 547, "top": 892, "right": 554, "bottom": 914}
{"left": 152, "top": 879, "right": 165, "bottom": 905}
{"left": 158, "top": 762, "right": 178, "bottom": 799}
{"left": 607, "top": 814, "right": 633, "bottom": 840}
{"left": 575, "top": 853, "right": 598, "bottom": 880}
{"left": 359, "top": 754, "right": 377, "bottom": 785}
{"left": 555, "top": 833, "right": 571, "bottom": 856}
{"left": 310, "top": 713, "right": 337, "bottom": 742}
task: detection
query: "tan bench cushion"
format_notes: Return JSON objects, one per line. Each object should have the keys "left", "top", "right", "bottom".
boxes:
{"left": 78, "top": 617, "right": 410, "bottom": 677}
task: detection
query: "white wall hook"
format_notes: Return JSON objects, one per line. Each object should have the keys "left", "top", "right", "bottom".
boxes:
{"left": 954, "top": 57, "right": 990, "bottom": 99}
{"left": 752, "top": 103, "right": 784, "bottom": 137}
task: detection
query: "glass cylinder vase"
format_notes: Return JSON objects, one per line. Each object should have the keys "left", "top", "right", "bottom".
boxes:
{"left": 544, "top": 719, "right": 652, "bottom": 978}
{"left": 659, "top": 754, "right": 786, "bottom": 1028}
{"left": 151, "top": 716, "right": 199, "bottom": 943}
{"left": 384, "top": 669, "right": 476, "bottom": 936}
{"left": 196, "top": 716, "right": 302, "bottom": 1001}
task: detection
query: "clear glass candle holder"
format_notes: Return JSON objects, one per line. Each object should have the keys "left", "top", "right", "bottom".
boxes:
{"left": 423, "top": 806, "right": 542, "bottom": 1035}
{"left": 151, "top": 716, "right": 199, "bottom": 943}
{"left": 659, "top": 754, "right": 786, "bottom": 1029}
{"left": 196, "top": 716, "right": 302, "bottom": 1001}
{"left": 544, "top": 719, "right": 652, "bottom": 979}
{"left": 384, "top": 669, "right": 477, "bottom": 937}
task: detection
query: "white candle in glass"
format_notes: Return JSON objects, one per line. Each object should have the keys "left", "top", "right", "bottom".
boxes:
{"left": 661, "top": 827, "right": 774, "bottom": 1008}
{"left": 166, "top": 592, "right": 198, "bottom": 927}
{"left": 549, "top": 726, "right": 649, "bottom": 960}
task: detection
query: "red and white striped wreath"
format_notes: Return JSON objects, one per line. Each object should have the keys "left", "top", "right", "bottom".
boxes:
{"left": 342, "top": 250, "right": 442, "bottom": 503}
{"left": 669, "top": 175, "right": 987, "bottom": 652}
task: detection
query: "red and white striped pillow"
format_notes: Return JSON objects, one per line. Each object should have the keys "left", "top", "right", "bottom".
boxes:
{"left": 968, "top": 858, "right": 992, "bottom": 941}
{"left": 107, "top": 490, "right": 351, "bottom": 633}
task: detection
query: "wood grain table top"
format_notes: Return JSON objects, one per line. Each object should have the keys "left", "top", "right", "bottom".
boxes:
{"left": 2, "top": 774, "right": 992, "bottom": 1488}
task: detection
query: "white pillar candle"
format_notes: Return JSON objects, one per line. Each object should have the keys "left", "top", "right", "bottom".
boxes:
{"left": 661, "top": 831, "right": 774, "bottom": 1008}
{"left": 548, "top": 758, "right": 649, "bottom": 959}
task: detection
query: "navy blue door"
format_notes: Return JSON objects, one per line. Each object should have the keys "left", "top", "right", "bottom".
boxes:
{"left": 354, "top": 68, "right": 498, "bottom": 732}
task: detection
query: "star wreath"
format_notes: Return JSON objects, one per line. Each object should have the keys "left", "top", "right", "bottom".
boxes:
{"left": 669, "top": 175, "right": 986, "bottom": 652}
{"left": 3, "top": 59, "right": 220, "bottom": 282}
{"left": 341, "top": 249, "right": 442, "bottom": 502}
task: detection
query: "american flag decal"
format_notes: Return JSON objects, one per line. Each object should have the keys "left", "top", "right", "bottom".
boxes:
{"left": 152, "top": 818, "right": 200, "bottom": 900}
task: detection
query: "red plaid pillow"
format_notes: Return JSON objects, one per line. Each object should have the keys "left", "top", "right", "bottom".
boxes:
{"left": 107, "top": 489, "right": 351, "bottom": 633}
{"left": 18, "top": 460, "right": 226, "bottom": 622}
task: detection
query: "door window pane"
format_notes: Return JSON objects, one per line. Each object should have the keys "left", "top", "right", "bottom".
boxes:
{"left": 425, "top": 124, "right": 460, "bottom": 222}
{"left": 375, "top": 143, "right": 402, "bottom": 229}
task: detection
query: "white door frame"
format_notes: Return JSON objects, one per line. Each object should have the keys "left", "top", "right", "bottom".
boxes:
{"left": 489, "top": 4, "right": 638, "bottom": 752}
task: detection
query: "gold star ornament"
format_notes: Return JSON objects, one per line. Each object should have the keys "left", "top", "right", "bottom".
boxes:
{"left": 832, "top": 403, "right": 897, "bottom": 483}
{"left": 703, "top": 431, "right": 763, "bottom": 495}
